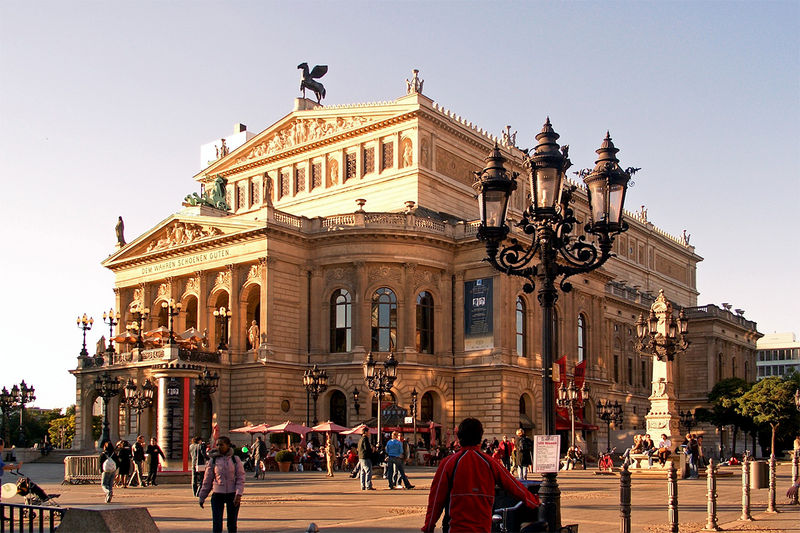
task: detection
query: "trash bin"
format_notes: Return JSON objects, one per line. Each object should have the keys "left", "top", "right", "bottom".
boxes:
{"left": 750, "top": 460, "right": 768, "bottom": 489}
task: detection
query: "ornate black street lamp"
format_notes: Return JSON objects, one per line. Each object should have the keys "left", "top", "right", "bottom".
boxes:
{"left": 352, "top": 387, "right": 361, "bottom": 415}
{"left": 77, "top": 313, "right": 94, "bottom": 356}
{"left": 411, "top": 387, "right": 418, "bottom": 464}
{"left": 196, "top": 367, "right": 220, "bottom": 397}
{"left": 103, "top": 308, "right": 120, "bottom": 355}
{"left": 94, "top": 372, "right": 121, "bottom": 444}
{"left": 476, "top": 120, "right": 633, "bottom": 531}
{"left": 213, "top": 306, "right": 232, "bottom": 350}
{"left": 363, "top": 351, "right": 398, "bottom": 448}
{"left": 557, "top": 380, "right": 588, "bottom": 449}
{"left": 122, "top": 378, "right": 156, "bottom": 435}
{"left": 162, "top": 299, "right": 182, "bottom": 345}
{"left": 303, "top": 364, "right": 329, "bottom": 426}
{"left": 635, "top": 291, "right": 688, "bottom": 361}
{"left": 130, "top": 307, "right": 150, "bottom": 350}
{"left": 597, "top": 399, "right": 624, "bottom": 454}
{"left": 679, "top": 409, "right": 696, "bottom": 435}
{"left": 8, "top": 381, "right": 36, "bottom": 447}
{"left": 794, "top": 389, "right": 799, "bottom": 412}
{"left": 0, "top": 387, "right": 16, "bottom": 443}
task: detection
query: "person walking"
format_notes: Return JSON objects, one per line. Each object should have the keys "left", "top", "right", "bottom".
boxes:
{"left": 146, "top": 437, "right": 166, "bottom": 486}
{"left": 0, "top": 438, "right": 23, "bottom": 515}
{"left": 198, "top": 436, "right": 246, "bottom": 533}
{"left": 385, "top": 432, "right": 414, "bottom": 489}
{"left": 324, "top": 434, "right": 336, "bottom": 477}
{"left": 498, "top": 435, "right": 514, "bottom": 472}
{"left": 130, "top": 435, "right": 146, "bottom": 487}
{"left": 357, "top": 427, "right": 375, "bottom": 490}
{"left": 250, "top": 436, "right": 266, "bottom": 479}
{"left": 99, "top": 440, "right": 120, "bottom": 503}
{"left": 115, "top": 440, "right": 132, "bottom": 488}
{"left": 421, "top": 418, "right": 540, "bottom": 533}
{"left": 514, "top": 428, "right": 533, "bottom": 480}
{"left": 189, "top": 436, "right": 208, "bottom": 496}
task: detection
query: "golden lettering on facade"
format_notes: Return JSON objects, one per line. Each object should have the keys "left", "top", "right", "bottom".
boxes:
{"left": 140, "top": 249, "right": 232, "bottom": 276}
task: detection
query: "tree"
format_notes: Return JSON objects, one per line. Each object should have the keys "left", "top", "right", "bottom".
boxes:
{"left": 737, "top": 376, "right": 798, "bottom": 458}
{"left": 708, "top": 377, "right": 751, "bottom": 454}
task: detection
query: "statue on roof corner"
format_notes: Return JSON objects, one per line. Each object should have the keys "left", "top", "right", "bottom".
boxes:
{"left": 115, "top": 216, "right": 126, "bottom": 247}
{"left": 298, "top": 62, "right": 328, "bottom": 104}
{"left": 406, "top": 69, "right": 423, "bottom": 94}
{"left": 184, "top": 175, "right": 231, "bottom": 211}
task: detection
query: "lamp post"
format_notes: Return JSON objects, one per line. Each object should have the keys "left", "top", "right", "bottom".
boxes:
{"left": 103, "top": 308, "right": 120, "bottom": 355}
{"left": 411, "top": 387, "right": 418, "bottom": 465}
{"left": 162, "top": 299, "right": 182, "bottom": 345}
{"left": 0, "top": 387, "right": 15, "bottom": 443}
{"left": 94, "top": 372, "right": 121, "bottom": 445}
{"left": 363, "top": 351, "right": 398, "bottom": 448}
{"left": 557, "top": 380, "right": 588, "bottom": 449}
{"left": 196, "top": 367, "right": 221, "bottom": 397}
{"left": 122, "top": 378, "right": 156, "bottom": 435}
{"left": 131, "top": 307, "right": 151, "bottom": 350}
{"left": 475, "top": 120, "right": 633, "bottom": 531}
{"left": 352, "top": 387, "right": 360, "bottom": 415}
{"left": 213, "top": 306, "right": 232, "bottom": 350}
{"left": 679, "top": 410, "right": 696, "bottom": 435}
{"left": 794, "top": 389, "right": 799, "bottom": 411}
{"left": 8, "top": 381, "right": 36, "bottom": 447}
{"left": 77, "top": 313, "right": 94, "bottom": 356}
{"left": 635, "top": 294, "right": 688, "bottom": 362}
{"left": 303, "top": 364, "right": 329, "bottom": 426}
{"left": 597, "top": 399, "right": 624, "bottom": 453}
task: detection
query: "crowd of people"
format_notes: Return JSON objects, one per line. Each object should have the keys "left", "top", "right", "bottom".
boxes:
{"left": 97, "top": 435, "right": 166, "bottom": 503}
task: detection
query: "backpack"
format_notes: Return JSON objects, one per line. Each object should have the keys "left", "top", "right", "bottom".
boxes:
{"left": 102, "top": 456, "right": 117, "bottom": 473}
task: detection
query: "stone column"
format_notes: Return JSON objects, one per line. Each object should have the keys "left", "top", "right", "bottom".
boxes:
{"left": 452, "top": 272, "right": 465, "bottom": 356}
{"left": 227, "top": 265, "right": 241, "bottom": 353}
{"left": 196, "top": 271, "right": 209, "bottom": 344}
{"left": 403, "top": 263, "right": 416, "bottom": 354}
{"left": 259, "top": 257, "right": 269, "bottom": 345}
{"left": 353, "top": 261, "right": 368, "bottom": 353}
{"left": 309, "top": 265, "right": 324, "bottom": 354}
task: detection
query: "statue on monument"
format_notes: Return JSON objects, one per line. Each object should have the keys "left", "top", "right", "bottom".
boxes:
{"left": 247, "top": 320, "right": 260, "bottom": 349}
{"left": 115, "top": 216, "right": 126, "bottom": 246}
{"left": 184, "top": 175, "right": 231, "bottom": 211}
{"left": 96, "top": 335, "right": 106, "bottom": 354}
{"left": 297, "top": 63, "right": 328, "bottom": 104}
{"left": 406, "top": 69, "right": 424, "bottom": 94}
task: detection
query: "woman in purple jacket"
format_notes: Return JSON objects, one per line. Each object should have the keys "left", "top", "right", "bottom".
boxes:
{"left": 198, "top": 436, "right": 246, "bottom": 533}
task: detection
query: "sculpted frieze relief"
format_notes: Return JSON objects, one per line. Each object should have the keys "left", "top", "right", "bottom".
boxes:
{"left": 184, "top": 276, "right": 200, "bottom": 297}
{"left": 413, "top": 268, "right": 440, "bottom": 290}
{"left": 368, "top": 265, "right": 402, "bottom": 284}
{"left": 325, "top": 266, "right": 355, "bottom": 284}
{"left": 235, "top": 116, "right": 374, "bottom": 165}
{"left": 435, "top": 146, "right": 480, "bottom": 187}
{"left": 246, "top": 263, "right": 263, "bottom": 283}
{"left": 146, "top": 221, "right": 223, "bottom": 253}
{"left": 157, "top": 283, "right": 169, "bottom": 299}
{"left": 213, "top": 270, "right": 231, "bottom": 291}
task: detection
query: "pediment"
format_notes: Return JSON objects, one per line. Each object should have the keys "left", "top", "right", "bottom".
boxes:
{"left": 103, "top": 214, "right": 261, "bottom": 267}
{"left": 197, "top": 104, "right": 417, "bottom": 179}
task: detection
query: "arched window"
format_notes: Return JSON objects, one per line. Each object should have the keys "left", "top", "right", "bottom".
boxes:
{"left": 184, "top": 296, "right": 198, "bottom": 330}
{"left": 421, "top": 391, "right": 434, "bottom": 422}
{"left": 329, "top": 390, "right": 347, "bottom": 427}
{"left": 516, "top": 297, "right": 527, "bottom": 357}
{"left": 577, "top": 314, "right": 587, "bottom": 363}
{"left": 330, "top": 289, "right": 352, "bottom": 352}
{"left": 371, "top": 287, "right": 397, "bottom": 352}
{"left": 416, "top": 291, "right": 434, "bottom": 354}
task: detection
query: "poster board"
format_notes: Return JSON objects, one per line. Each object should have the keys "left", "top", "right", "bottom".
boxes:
{"left": 464, "top": 278, "right": 493, "bottom": 350}
{"left": 533, "top": 435, "right": 561, "bottom": 473}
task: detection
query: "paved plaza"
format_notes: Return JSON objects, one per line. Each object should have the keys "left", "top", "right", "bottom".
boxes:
{"left": 7, "top": 462, "right": 799, "bottom": 532}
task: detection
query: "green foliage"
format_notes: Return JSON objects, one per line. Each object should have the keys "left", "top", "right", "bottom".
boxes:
{"left": 737, "top": 376, "right": 798, "bottom": 455}
{"left": 48, "top": 416, "right": 75, "bottom": 448}
{"left": 275, "top": 449, "right": 295, "bottom": 462}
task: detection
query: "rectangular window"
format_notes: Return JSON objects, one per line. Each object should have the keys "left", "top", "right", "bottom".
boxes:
{"left": 311, "top": 162, "right": 322, "bottom": 190}
{"left": 627, "top": 358, "right": 633, "bottom": 386}
{"left": 382, "top": 141, "right": 393, "bottom": 171}
{"left": 295, "top": 167, "right": 306, "bottom": 195}
{"left": 345, "top": 152, "right": 356, "bottom": 182}
{"left": 363, "top": 147, "right": 375, "bottom": 175}
{"left": 641, "top": 360, "right": 647, "bottom": 388}
{"left": 614, "top": 355, "right": 619, "bottom": 383}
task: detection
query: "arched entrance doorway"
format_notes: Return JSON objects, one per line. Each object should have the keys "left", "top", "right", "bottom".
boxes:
{"left": 329, "top": 390, "right": 347, "bottom": 427}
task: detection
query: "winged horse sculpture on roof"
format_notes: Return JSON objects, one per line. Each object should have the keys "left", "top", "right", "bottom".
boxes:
{"left": 298, "top": 62, "right": 328, "bottom": 104}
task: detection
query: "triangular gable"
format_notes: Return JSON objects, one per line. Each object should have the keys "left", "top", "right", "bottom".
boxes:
{"left": 103, "top": 214, "right": 261, "bottom": 268}
{"left": 195, "top": 101, "right": 420, "bottom": 180}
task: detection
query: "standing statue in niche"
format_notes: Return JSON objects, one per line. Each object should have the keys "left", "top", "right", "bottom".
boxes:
{"left": 297, "top": 63, "right": 328, "bottom": 104}
{"left": 247, "top": 321, "right": 260, "bottom": 350}
{"left": 115, "top": 216, "right": 126, "bottom": 247}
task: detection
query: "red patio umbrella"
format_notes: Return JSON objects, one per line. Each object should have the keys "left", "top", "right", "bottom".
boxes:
{"left": 311, "top": 421, "right": 349, "bottom": 433}
{"left": 264, "top": 420, "right": 312, "bottom": 448}
{"left": 341, "top": 423, "right": 378, "bottom": 436}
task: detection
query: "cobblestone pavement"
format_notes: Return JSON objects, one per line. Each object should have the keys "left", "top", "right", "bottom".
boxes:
{"left": 7, "top": 462, "right": 799, "bottom": 532}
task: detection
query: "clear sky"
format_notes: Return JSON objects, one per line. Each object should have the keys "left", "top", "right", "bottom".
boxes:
{"left": 1, "top": 1, "right": 797, "bottom": 410}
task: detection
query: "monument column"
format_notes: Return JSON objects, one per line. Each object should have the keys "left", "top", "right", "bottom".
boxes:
{"left": 153, "top": 365, "right": 200, "bottom": 471}
{"left": 227, "top": 265, "right": 241, "bottom": 353}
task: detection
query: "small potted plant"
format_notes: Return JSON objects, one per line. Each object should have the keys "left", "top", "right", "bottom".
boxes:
{"left": 275, "top": 449, "right": 295, "bottom": 472}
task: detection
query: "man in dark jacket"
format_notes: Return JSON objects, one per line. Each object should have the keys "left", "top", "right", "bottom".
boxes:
{"left": 146, "top": 437, "right": 166, "bottom": 486}
{"left": 357, "top": 428, "right": 375, "bottom": 491}
{"left": 189, "top": 436, "right": 208, "bottom": 495}
{"left": 131, "top": 435, "right": 147, "bottom": 487}
{"left": 514, "top": 428, "right": 533, "bottom": 480}
{"left": 251, "top": 436, "right": 267, "bottom": 479}
{"left": 422, "top": 418, "right": 540, "bottom": 533}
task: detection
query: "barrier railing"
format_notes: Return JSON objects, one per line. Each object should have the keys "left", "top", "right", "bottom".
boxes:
{"left": 62, "top": 455, "right": 100, "bottom": 484}
{"left": 0, "top": 502, "right": 64, "bottom": 533}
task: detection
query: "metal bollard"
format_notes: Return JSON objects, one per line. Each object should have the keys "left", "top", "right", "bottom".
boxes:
{"left": 791, "top": 451, "right": 799, "bottom": 506}
{"left": 740, "top": 455, "right": 753, "bottom": 521}
{"left": 702, "top": 459, "right": 720, "bottom": 531}
{"left": 767, "top": 455, "right": 778, "bottom": 513}
{"left": 620, "top": 461, "right": 631, "bottom": 533}
{"left": 667, "top": 460, "right": 678, "bottom": 533}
